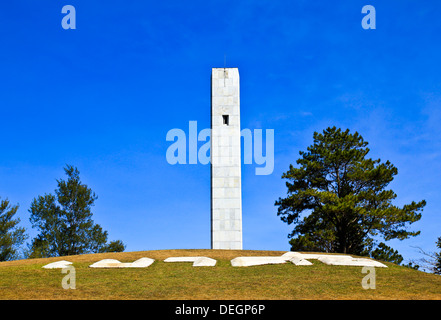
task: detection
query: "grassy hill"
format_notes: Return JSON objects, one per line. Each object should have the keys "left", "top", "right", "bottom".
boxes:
{"left": 1, "top": 249, "right": 440, "bottom": 300}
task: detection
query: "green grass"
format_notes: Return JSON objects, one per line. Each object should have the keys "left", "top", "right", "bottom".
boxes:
{"left": 1, "top": 249, "right": 440, "bottom": 300}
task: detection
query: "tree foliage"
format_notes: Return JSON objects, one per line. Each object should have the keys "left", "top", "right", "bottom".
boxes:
{"left": 100, "top": 240, "right": 126, "bottom": 253}
{"left": 369, "top": 242, "right": 403, "bottom": 265}
{"left": 28, "top": 165, "right": 125, "bottom": 258}
{"left": 275, "top": 127, "right": 426, "bottom": 260}
{"left": 434, "top": 237, "right": 441, "bottom": 275}
{"left": 0, "top": 198, "right": 27, "bottom": 261}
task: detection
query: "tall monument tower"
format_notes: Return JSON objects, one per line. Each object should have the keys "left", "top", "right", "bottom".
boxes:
{"left": 211, "top": 68, "right": 242, "bottom": 250}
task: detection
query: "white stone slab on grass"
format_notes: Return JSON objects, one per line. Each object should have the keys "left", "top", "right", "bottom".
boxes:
{"left": 289, "top": 257, "right": 313, "bottom": 266}
{"left": 42, "top": 260, "right": 72, "bottom": 269}
{"left": 164, "top": 257, "right": 200, "bottom": 263}
{"left": 129, "top": 258, "right": 155, "bottom": 268}
{"left": 89, "top": 258, "right": 155, "bottom": 268}
{"left": 89, "top": 259, "right": 122, "bottom": 268}
{"left": 164, "top": 257, "right": 217, "bottom": 267}
{"left": 281, "top": 252, "right": 387, "bottom": 268}
{"left": 280, "top": 252, "right": 305, "bottom": 260}
{"left": 193, "top": 257, "right": 217, "bottom": 267}
{"left": 231, "top": 256, "right": 287, "bottom": 267}
{"left": 318, "top": 256, "right": 387, "bottom": 268}
{"left": 283, "top": 253, "right": 352, "bottom": 260}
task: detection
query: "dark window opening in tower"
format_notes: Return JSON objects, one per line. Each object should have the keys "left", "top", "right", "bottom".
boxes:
{"left": 222, "top": 115, "right": 229, "bottom": 126}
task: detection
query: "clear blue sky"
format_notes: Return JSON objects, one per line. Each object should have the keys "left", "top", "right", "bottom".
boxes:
{"left": 1, "top": 0, "right": 440, "bottom": 263}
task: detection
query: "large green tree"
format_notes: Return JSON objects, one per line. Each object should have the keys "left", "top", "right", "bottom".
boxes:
{"left": 0, "top": 198, "right": 27, "bottom": 261}
{"left": 275, "top": 127, "right": 426, "bottom": 261}
{"left": 29, "top": 165, "right": 125, "bottom": 258}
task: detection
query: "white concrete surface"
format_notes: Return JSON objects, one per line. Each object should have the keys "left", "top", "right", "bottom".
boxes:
{"left": 193, "top": 257, "right": 217, "bottom": 267}
{"left": 42, "top": 260, "right": 73, "bottom": 269}
{"left": 289, "top": 257, "right": 313, "bottom": 266}
{"left": 89, "top": 258, "right": 155, "bottom": 268}
{"left": 130, "top": 258, "right": 155, "bottom": 268}
{"left": 281, "top": 252, "right": 351, "bottom": 260}
{"left": 164, "top": 256, "right": 217, "bottom": 267}
{"left": 89, "top": 259, "right": 122, "bottom": 268}
{"left": 164, "top": 257, "right": 200, "bottom": 263}
{"left": 280, "top": 252, "right": 304, "bottom": 259}
{"left": 231, "top": 256, "right": 287, "bottom": 267}
{"left": 281, "top": 252, "right": 387, "bottom": 268}
{"left": 211, "top": 68, "right": 242, "bottom": 250}
{"left": 318, "top": 256, "right": 387, "bottom": 267}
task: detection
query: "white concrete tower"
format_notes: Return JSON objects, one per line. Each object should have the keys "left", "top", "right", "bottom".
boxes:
{"left": 211, "top": 68, "right": 242, "bottom": 250}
